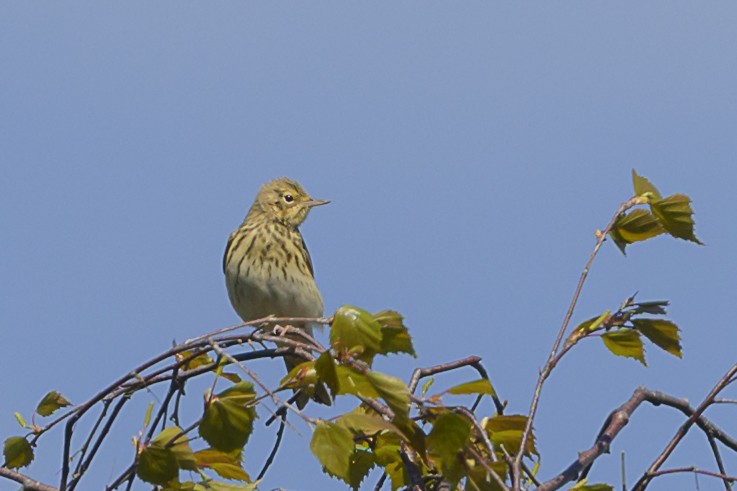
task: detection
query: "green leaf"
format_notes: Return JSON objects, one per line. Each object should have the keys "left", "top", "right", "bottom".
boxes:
{"left": 190, "top": 481, "right": 258, "bottom": 491}
{"left": 609, "top": 209, "right": 665, "bottom": 253}
{"left": 632, "top": 169, "right": 662, "bottom": 199}
{"left": 36, "top": 391, "right": 72, "bottom": 417}
{"left": 137, "top": 445, "right": 178, "bottom": 485}
{"left": 446, "top": 378, "right": 496, "bottom": 396}
{"left": 194, "top": 448, "right": 249, "bottom": 481}
{"left": 177, "top": 350, "right": 214, "bottom": 370}
{"left": 347, "top": 450, "right": 376, "bottom": 490}
{"left": 210, "top": 463, "right": 250, "bottom": 482}
{"left": 367, "top": 372, "right": 411, "bottom": 418}
{"left": 279, "top": 360, "right": 318, "bottom": 389}
{"left": 467, "top": 461, "right": 508, "bottom": 491}
{"left": 143, "top": 402, "right": 154, "bottom": 428}
{"left": 570, "top": 484, "right": 614, "bottom": 491}
{"left": 601, "top": 330, "right": 646, "bottom": 365}
{"left": 220, "top": 372, "right": 242, "bottom": 384}
{"left": 14, "top": 412, "right": 27, "bottom": 428}
{"left": 421, "top": 378, "right": 434, "bottom": 396}
{"left": 373, "top": 310, "right": 416, "bottom": 357}
{"left": 3, "top": 436, "right": 33, "bottom": 469}
{"left": 650, "top": 194, "right": 702, "bottom": 244}
{"left": 338, "top": 413, "right": 403, "bottom": 438}
{"left": 633, "top": 319, "right": 682, "bottom": 358}
{"left": 199, "top": 382, "right": 257, "bottom": 452}
{"left": 152, "top": 426, "right": 196, "bottom": 471}
{"left": 427, "top": 412, "right": 471, "bottom": 486}
{"left": 628, "top": 300, "right": 669, "bottom": 316}
{"left": 310, "top": 421, "right": 354, "bottom": 480}
{"left": 315, "top": 351, "right": 339, "bottom": 397}
{"left": 330, "top": 306, "right": 383, "bottom": 361}
{"left": 392, "top": 416, "right": 427, "bottom": 463}
{"left": 200, "top": 482, "right": 258, "bottom": 491}
{"left": 573, "top": 312, "right": 610, "bottom": 334}
{"left": 374, "top": 432, "right": 406, "bottom": 491}
{"left": 334, "top": 366, "right": 379, "bottom": 398}
{"left": 485, "top": 415, "right": 538, "bottom": 457}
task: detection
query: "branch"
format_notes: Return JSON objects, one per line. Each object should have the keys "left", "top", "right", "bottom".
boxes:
{"left": 633, "top": 362, "right": 737, "bottom": 490}
{"left": 408, "top": 356, "right": 504, "bottom": 415}
{"left": 0, "top": 467, "right": 58, "bottom": 491}
{"left": 537, "top": 380, "right": 737, "bottom": 491}
{"left": 515, "top": 197, "right": 641, "bottom": 488}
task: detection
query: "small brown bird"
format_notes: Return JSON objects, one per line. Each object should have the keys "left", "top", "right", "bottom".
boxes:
{"left": 223, "top": 177, "right": 331, "bottom": 408}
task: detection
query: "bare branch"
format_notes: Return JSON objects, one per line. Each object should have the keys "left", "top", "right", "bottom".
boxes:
{"left": 538, "top": 379, "right": 737, "bottom": 491}
{"left": 0, "top": 467, "right": 58, "bottom": 491}
{"left": 633, "top": 362, "right": 737, "bottom": 491}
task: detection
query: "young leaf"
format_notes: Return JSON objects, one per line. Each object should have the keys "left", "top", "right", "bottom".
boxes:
{"left": 347, "top": 450, "right": 376, "bottom": 491}
{"left": 392, "top": 416, "right": 428, "bottom": 463}
{"left": 650, "top": 194, "right": 702, "bottom": 244}
{"left": 485, "top": 415, "right": 539, "bottom": 457}
{"left": 310, "top": 421, "right": 354, "bottom": 480}
{"left": 36, "top": 391, "right": 72, "bottom": 417}
{"left": 628, "top": 300, "right": 669, "bottom": 316}
{"left": 194, "top": 448, "right": 249, "bottom": 481}
{"left": 13, "top": 412, "right": 27, "bottom": 429}
{"left": 330, "top": 306, "right": 383, "bottom": 360}
{"left": 199, "top": 382, "right": 257, "bottom": 452}
{"left": 467, "top": 461, "right": 508, "bottom": 491}
{"left": 421, "top": 377, "right": 434, "bottom": 396}
{"left": 338, "top": 413, "right": 403, "bottom": 438}
{"left": 3, "top": 436, "right": 34, "bottom": 469}
{"left": 373, "top": 310, "right": 416, "bottom": 357}
{"left": 633, "top": 319, "right": 682, "bottom": 358}
{"left": 601, "top": 330, "right": 646, "bottom": 365}
{"left": 446, "top": 378, "right": 496, "bottom": 396}
{"left": 374, "top": 432, "right": 407, "bottom": 490}
{"left": 210, "top": 462, "right": 251, "bottom": 482}
{"left": 609, "top": 209, "right": 665, "bottom": 253}
{"left": 177, "top": 350, "right": 214, "bottom": 370}
{"left": 334, "top": 366, "right": 379, "bottom": 398}
{"left": 137, "top": 445, "right": 178, "bottom": 485}
{"left": 143, "top": 402, "right": 155, "bottom": 428}
{"left": 367, "top": 372, "right": 411, "bottom": 418}
{"left": 572, "top": 312, "right": 610, "bottom": 334}
{"left": 315, "top": 351, "right": 339, "bottom": 396}
{"left": 427, "top": 412, "right": 471, "bottom": 485}
{"left": 152, "top": 426, "right": 196, "bottom": 471}
{"left": 632, "top": 169, "right": 662, "bottom": 199}
{"left": 279, "top": 360, "right": 318, "bottom": 389}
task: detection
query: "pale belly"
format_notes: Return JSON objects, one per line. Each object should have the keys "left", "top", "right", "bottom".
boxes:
{"left": 225, "top": 267, "right": 324, "bottom": 327}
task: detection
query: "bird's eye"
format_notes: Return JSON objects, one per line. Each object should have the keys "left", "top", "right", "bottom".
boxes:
{"left": 283, "top": 194, "right": 294, "bottom": 203}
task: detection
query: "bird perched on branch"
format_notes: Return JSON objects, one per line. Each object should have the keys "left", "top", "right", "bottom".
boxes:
{"left": 223, "top": 177, "right": 331, "bottom": 408}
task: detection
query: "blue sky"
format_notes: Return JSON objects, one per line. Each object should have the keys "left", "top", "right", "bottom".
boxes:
{"left": 1, "top": 2, "right": 736, "bottom": 490}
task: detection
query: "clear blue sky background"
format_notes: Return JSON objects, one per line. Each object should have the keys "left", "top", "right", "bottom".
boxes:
{"left": 2, "top": 3, "right": 736, "bottom": 491}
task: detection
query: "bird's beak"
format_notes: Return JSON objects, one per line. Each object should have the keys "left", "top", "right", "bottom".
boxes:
{"left": 304, "top": 199, "right": 330, "bottom": 208}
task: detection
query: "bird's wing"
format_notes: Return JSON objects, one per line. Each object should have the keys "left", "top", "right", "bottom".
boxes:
{"left": 300, "top": 235, "right": 315, "bottom": 278}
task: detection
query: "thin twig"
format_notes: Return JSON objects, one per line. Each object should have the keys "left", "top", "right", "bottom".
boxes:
{"left": 257, "top": 409, "right": 287, "bottom": 480}
{"left": 705, "top": 434, "right": 730, "bottom": 491}
{"left": 633, "top": 362, "right": 737, "bottom": 491}
{"left": 373, "top": 472, "right": 388, "bottom": 491}
{"left": 538, "top": 380, "right": 737, "bottom": 491}
{"left": 515, "top": 198, "right": 640, "bottom": 488}
{"left": 69, "top": 395, "right": 129, "bottom": 491}
{"left": 644, "top": 466, "right": 737, "bottom": 483}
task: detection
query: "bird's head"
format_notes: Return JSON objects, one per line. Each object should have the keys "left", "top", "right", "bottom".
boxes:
{"left": 250, "top": 177, "right": 329, "bottom": 227}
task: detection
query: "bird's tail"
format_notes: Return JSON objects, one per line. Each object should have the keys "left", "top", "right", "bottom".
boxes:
{"left": 283, "top": 354, "right": 332, "bottom": 409}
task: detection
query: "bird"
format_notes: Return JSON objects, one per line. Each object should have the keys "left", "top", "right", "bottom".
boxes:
{"left": 223, "top": 177, "right": 331, "bottom": 408}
